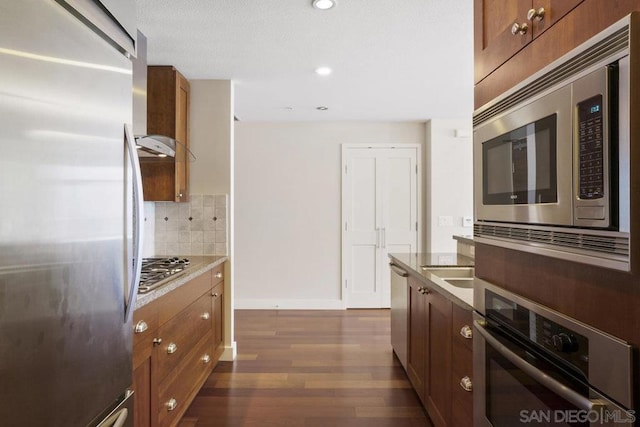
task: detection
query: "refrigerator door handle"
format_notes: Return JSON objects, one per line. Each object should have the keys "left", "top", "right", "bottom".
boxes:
{"left": 124, "top": 123, "right": 144, "bottom": 322}
{"left": 98, "top": 407, "right": 128, "bottom": 427}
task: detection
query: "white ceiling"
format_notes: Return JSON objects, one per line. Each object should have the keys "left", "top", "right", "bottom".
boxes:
{"left": 135, "top": 0, "right": 474, "bottom": 122}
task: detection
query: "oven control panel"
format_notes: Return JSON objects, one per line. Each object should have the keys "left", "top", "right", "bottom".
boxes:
{"left": 577, "top": 94, "right": 605, "bottom": 200}
{"left": 536, "top": 317, "right": 588, "bottom": 368}
{"left": 486, "top": 290, "right": 589, "bottom": 375}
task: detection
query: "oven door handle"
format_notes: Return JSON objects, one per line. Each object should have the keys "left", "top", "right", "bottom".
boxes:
{"left": 474, "top": 320, "right": 606, "bottom": 412}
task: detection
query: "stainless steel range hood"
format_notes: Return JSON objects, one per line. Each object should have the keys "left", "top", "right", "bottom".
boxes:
{"left": 134, "top": 134, "right": 175, "bottom": 157}
{"left": 133, "top": 31, "right": 190, "bottom": 159}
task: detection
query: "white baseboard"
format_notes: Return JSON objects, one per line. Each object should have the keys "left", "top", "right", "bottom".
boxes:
{"left": 220, "top": 342, "right": 237, "bottom": 361}
{"left": 235, "top": 298, "right": 345, "bottom": 310}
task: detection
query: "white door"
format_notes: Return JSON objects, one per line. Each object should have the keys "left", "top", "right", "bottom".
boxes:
{"left": 342, "top": 146, "right": 419, "bottom": 308}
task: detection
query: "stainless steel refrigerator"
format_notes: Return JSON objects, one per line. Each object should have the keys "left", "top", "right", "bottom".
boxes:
{"left": 0, "top": 0, "right": 143, "bottom": 425}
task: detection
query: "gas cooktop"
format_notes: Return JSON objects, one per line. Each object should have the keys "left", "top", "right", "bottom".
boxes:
{"left": 138, "top": 257, "right": 191, "bottom": 294}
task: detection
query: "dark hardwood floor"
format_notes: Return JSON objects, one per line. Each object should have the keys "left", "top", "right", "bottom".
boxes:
{"left": 181, "top": 309, "right": 432, "bottom": 426}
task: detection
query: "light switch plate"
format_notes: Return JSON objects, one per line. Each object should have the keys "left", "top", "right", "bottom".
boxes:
{"left": 463, "top": 216, "right": 473, "bottom": 227}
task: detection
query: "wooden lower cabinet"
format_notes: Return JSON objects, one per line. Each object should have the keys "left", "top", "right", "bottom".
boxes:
{"left": 133, "top": 351, "right": 152, "bottom": 427}
{"left": 407, "top": 276, "right": 426, "bottom": 400}
{"left": 405, "top": 273, "right": 473, "bottom": 427}
{"left": 132, "top": 262, "right": 225, "bottom": 427}
{"left": 450, "top": 304, "right": 474, "bottom": 427}
{"left": 211, "top": 281, "right": 224, "bottom": 359}
{"left": 425, "top": 290, "right": 452, "bottom": 427}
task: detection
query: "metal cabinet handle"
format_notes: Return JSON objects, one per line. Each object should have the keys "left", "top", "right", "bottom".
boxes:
{"left": 511, "top": 22, "right": 528, "bottom": 35}
{"left": 152, "top": 337, "right": 163, "bottom": 346}
{"left": 390, "top": 263, "right": 408, "bottom": 278}
{"left": 212, "top": 292, "right": 219, "bottom": 298}
{"left": 215, "top": 271, "right": 223, "bottom": 279}
{"left": 166, "top": 398, "right": 177, "bottom": 411}
{"left": 460, "top": 325, "right": 473, "bottom": 339}
{"left": 134, "top": 320, "right": 148, "bottom": 334}
{"left": 201, "top": 312, "right": 210, "bottom": 320}
{"left": 202, "top": 354, "right": 211, "bottom": 364}
{"left": 460, "top": 376, "right": 473, "bottom": 392}
{"left": 418, "top": 287, "right": 430, "bottom": 295}
{"left": 527, "top": 7, "right": 545, "bottom": 21}
{"left": 167, "top": 343, "right": 178, "bottom": 354}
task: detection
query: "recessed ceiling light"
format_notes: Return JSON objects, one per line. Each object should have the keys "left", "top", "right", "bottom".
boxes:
{"left": 316, "top": 106, "right": 328, "bottom": 111}
{"left": 312, "top": 0, "right": 335, "bottom": 10}
{"left": 315, "top": 66, "right": 332, "bottom": 76}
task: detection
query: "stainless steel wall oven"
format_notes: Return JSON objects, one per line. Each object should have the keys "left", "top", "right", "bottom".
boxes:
{"left": 473, "top": 15, "right": 637, "bottom": 271}
{"left": 473, "top": 280, "right": 634, "bottom": 426}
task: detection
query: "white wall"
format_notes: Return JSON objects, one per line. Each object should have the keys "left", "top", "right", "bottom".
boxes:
{"left": 189, "top": 79, "right": 236, "bottom": 360}
{"left": 190, "top": 80, "right": 233, "bottom": 195}
{"left": 235, "top": 122, "right": 426, "bottom": 309}
{"left": 425, "top": 119, "right": 473, "bottom": 253}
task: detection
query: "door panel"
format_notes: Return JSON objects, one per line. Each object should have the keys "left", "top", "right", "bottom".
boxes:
{"left": 380, "top": 149, "right": 418, "bottom": 307}
{"left": 350, "top": 245, "right": 380, "bottom": 306}
{"left": 351, "top": 157, "right": 378, "bottom": 230}
{"left": 343, "top": 146, "right": 418, "bottom": 308}
{"left": 386, "top": 155, "right": 414, "bottom": 230}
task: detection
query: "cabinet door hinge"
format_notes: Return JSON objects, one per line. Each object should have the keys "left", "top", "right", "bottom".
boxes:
{"left": 345, "top": 279, "right": 348, "bottom": 289}
{"left": 345, "top": 222, "right": 348, "bottom": 231}
{"left": 415, "top": 165, "right": 418, "bottom": 174}
{"left": 344, "top": 164, "right": 348, "bottom": 174}
{"left": 416, "top": 221, "right": 418, "bottom": 231}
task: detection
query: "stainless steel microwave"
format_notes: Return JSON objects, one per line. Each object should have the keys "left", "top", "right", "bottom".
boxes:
{"left": 473, "top": 15, "right": 634, "bottom": 271}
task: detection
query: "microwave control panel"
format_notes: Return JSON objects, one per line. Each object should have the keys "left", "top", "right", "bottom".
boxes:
{"left": 577, "top": 94, "right": 604, "bottom": 200}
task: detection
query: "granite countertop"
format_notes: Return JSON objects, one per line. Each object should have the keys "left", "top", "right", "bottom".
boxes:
{"left": 452, "top": 235, "right": 474, "bottom": 245}
{"left": 390, "top": 252, "right": 474, "bottom": 270}
{"left": 389, "top": 252, "right": 474, "bottom": 309}
{"left": 135, "top": 255, "right": 227, "bottom": 309}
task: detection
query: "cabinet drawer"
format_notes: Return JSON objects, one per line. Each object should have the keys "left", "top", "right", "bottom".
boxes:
{"left": 133, "top": 301, "right": 159, "bottom": 349}
{"left": 451, "top": 341, "right": 473, "bottom": 427}
{"left": 452, "top": 304, "right": 473, "bottom": 351}
{"left": 451, "top": 368, "right": 473, "bottom": 427}
{"left": 211, "top": 263, "right": 224, "bottom": 285}
{"left": 157, "top": 333, "right": 214, "bottom": 427}
{"left": 155, "top": 292, "right": 212, "bottom": 382}
{"left": 452, "top": 340, "right": 473, "bottom": 378}
{"left": 158, "top": 272, "right": 212, "bottom": 325}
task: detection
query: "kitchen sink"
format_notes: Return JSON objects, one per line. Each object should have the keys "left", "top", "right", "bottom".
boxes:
{"left": 421, "top": 266, "right": 475, "bottom": 279}
{"left": 443, "top": 278, "right": 474, "bottom": 289}
{"left": 421, "top": 266, "right": 475, "bottom": 289}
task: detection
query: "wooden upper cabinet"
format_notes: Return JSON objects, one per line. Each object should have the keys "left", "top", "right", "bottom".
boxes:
{"left": 474, "top": 0, "right": 532, "bottom": 84}
{"left": 141, "top": 66, "right": 190, "bottom": 202}
{"left": 474, "top": 0, "right": 640, "bottom": 108}
{"left": 474, "top": 0, "right": 583, "bottom": 84}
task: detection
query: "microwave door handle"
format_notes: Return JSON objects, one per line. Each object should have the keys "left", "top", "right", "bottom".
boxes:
{"left": 473, "top": 320, "right": 606, "bottom": 412}
{"left": 124, "top": 123, "right": 144, "bottom": 323}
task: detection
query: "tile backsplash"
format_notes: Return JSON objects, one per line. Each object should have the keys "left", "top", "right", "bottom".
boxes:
{"left": 154, "top": 194, "right": 228, "bottom": 256}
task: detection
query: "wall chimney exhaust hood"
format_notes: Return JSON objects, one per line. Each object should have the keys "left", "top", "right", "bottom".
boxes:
{"left": 134, "top": 134, "right": 175, "bottom": 157}
{"left": 132, "top": 31, "right": 194, "bottom": 161}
